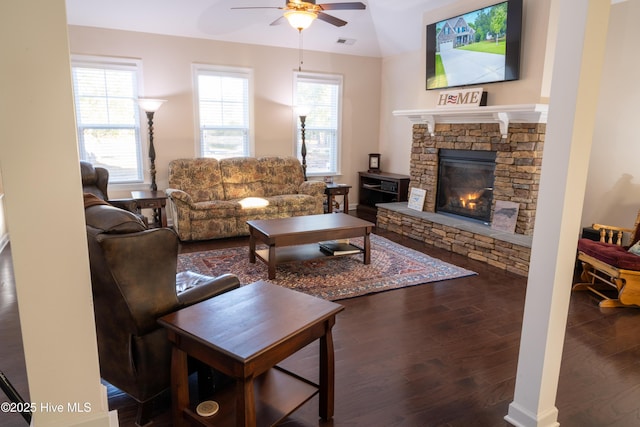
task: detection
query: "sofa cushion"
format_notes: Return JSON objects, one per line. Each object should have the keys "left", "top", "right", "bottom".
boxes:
{"left": 169, "top": 158, "right": 225, "bottom": 202}
{"left": 266, "top": 194, "right": 320, "bottom": 213}
{"left": 190, "top": 200, "right": 240, "bottom": 220}
{"left": 234, "top": 199, "right": 280, "bottom": 216}
{"left": 220, "top": 157, "right": 265, "bottom": 199}
{"left": 578, "top": 238, "right": 640, "bottom": 270}
{"left": 259, "top": 156, "right": 304, "bottom": 196}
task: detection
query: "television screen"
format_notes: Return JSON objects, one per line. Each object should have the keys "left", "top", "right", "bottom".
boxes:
{"left": 426, "top": 0, "right": 522, "bottom": 90}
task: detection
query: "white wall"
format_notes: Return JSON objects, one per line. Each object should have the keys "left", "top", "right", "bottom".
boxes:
{"left": 581, "top": 0, "right": 640, "bottom": 229}
{"left": 68, "top": 26, "right": 382, "bottom": 203}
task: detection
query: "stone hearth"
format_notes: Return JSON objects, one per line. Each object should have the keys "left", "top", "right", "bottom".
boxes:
{"left": 378, "top": 105, "right": 548, "bottom": 276}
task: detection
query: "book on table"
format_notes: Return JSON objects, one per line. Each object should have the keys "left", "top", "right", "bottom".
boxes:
{"left": 318, "top": 240, "right": 362, "bottom": 255}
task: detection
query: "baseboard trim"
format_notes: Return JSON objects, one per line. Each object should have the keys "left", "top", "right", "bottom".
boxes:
{"left": 505, "top": 402, "right": 559, "bottom": 427}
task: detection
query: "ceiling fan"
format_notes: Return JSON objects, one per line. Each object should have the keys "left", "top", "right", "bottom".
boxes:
{"left": 232, "top": 0, "right": 367, "bottom": 31}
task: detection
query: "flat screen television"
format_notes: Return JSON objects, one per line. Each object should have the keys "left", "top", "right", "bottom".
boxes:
{"left": 426, "top": 0, "right": 522, "bottom": 90}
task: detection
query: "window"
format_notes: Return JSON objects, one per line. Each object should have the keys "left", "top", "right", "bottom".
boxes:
{"left": 71, "top": 56, "right": 143, "bottom": 183}
{"left": 294, "top": 72, "right": 342, "bottom": 176}
{"left": 193, "top": 65, "right": 252, "bottom": 158}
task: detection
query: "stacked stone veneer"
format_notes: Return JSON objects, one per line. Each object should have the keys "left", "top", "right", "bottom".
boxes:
{"left": 376, "top": 122, "right": 546, "bottom": 276}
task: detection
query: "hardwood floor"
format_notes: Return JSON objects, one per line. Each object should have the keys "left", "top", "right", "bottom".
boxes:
{"left": 2, "top": 226, "right": 640, "bottom": 426}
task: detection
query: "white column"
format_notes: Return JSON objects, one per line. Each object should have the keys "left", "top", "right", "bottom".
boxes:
{"left": 505, "top": 0, "right": 612, "bottom": 426}
{"left": 0, "top": 1, "right": 117, "bottom": 426}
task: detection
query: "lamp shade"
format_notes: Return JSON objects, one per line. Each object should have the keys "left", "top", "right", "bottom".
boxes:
{"left": 284, "top": 10, "right": 317, "bottom": 30}
{"left": 296, "top": 105, "right": 311, "bottom": 117}
{"left": 138, "top": 98, "right": 166, "bottom": 113}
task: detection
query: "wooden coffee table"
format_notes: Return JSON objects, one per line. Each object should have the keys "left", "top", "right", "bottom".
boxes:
{"left": 247, "top": 213, "right": 374, "bottom": 279}
{"left": 158, "top": 280, "right": 344, "bottom": 427}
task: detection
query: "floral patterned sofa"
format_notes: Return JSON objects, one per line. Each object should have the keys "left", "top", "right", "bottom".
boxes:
{"left": 166, "top": 156, "right": 326, "bottom": 241}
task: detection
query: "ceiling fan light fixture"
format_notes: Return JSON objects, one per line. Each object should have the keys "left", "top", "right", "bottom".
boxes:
{"left": 284, "top": 10, "right": 317, "bottom": 30}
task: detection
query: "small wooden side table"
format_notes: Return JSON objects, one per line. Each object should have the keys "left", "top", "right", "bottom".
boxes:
{"left": 158, "top": 281, "right": 344, "bottom": 427}
{"left": 131, "top": 190, "right": 167, "bottom": 228}
{"left": 324, "top": 184, "right": 351, "bottom": 214}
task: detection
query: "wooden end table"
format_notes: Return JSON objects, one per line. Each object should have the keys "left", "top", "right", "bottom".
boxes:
{"left": 131, "top": 190, "right": 167, "bottom": 228}
{"left": 324, "top": 184, "right": 351, "bottom": 213}
{"left": 158, "top": 281, "right": 344, "bottom": 427}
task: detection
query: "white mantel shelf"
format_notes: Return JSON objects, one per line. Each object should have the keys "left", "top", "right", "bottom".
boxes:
{"left": 392, "top": 104, "right": 549, "bottom": 138}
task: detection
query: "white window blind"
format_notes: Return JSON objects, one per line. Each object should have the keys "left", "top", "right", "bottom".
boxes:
{"left": 71, "top": 57, "right": 143, "bottom": 183}
{"left": 294, "top": 72, "right": 342, "bottom": 176}
{"left": 194, "top": 65, "right": 252, "bottom": 158}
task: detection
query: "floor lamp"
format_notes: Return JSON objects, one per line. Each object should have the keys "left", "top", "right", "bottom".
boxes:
{"left": 297, "top": 106, "right": 310, "bottom": 181}
{"left": 138, "top": 98, "right": 166, "bottom": 191}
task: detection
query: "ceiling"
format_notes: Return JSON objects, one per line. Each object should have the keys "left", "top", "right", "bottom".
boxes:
{"left": 65, "top": 0, "right": 458, "bottom": 58}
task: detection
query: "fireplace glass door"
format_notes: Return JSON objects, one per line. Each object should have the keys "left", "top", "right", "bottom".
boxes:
{"left": 436, "top": 149, "right": 496, "bottom": 223}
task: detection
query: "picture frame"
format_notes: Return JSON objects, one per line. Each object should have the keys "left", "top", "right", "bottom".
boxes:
{"left": 407, "top": 187, "right": 427, "bottom": 211}
{"left": 491, "top": 200, "right": 520, "bottom": 233}
{"left": 368, "top": 153, "right": 381, "bottom": 172}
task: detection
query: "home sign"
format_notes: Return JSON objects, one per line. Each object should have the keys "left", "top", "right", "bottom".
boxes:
{"left": 436, "top": 87, "right": 487, "bottom": 108}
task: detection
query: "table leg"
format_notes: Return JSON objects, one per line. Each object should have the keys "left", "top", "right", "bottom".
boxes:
{"left": 326, "top": 194, "right": 334, "bottom": 214}
{"left": 171, "top": 346, "right": 190, "bottom": 427}
{"left": 343, "top": 192, "right": 349, "bottom": 213}
{"left": 363, "top": 231, "right": 371, "bottom": 265}
{"left": 319, "top": 318, "right": 337, "bottom": 420}
{"left": 159, "top": 206, "right": 167, "bottom": 227}
{"left": 236, "top": 377, "right": 256, "bottom": 427}
{"left": 249, "top": 230, "right": 256, "bottom": 264}
{"left": 151, "top": 208, "right": 160, "bottom": 227}
{"left": 268, "top": 244, "right": 276, "bottom": 279}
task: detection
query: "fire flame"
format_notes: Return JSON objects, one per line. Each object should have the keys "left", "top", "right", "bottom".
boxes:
{"left": 460, "top": 192, "right": 482, "bottom": 210}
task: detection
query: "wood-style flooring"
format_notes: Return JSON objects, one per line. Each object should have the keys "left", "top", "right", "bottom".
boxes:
{"left": 1, "top": 226, "right": 640, "bottom": 426}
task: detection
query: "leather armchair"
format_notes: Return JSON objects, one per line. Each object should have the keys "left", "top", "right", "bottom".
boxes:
{"left": 84, "top": 202, "right": 240, "bottom": 426}
{"left": 80, "top": 160, "right": 139, "bottom": 214}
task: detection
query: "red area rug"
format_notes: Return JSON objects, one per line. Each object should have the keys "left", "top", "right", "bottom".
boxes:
{"left": 177, "top": 234, "right": 476, "bottom": 301}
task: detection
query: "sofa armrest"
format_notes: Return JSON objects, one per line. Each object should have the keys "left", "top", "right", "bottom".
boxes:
{"left": 299, "top": 180, "right": 326, "bottom": 197}
{"left": 166, "top": 188, "right": 194, "bottom": 205}
{"left": 176, "top": 272, "right": 241, "bottom": 307}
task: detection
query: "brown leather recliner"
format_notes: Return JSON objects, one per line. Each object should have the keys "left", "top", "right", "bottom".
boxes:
{"left": 80, "top": 160, "right": 140, "bottom": 215}
{"left": 84, "top": 200, "right": 240, "bottom": 426}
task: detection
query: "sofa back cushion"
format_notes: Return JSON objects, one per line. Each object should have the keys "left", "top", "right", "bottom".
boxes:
{"left": 169, "top": 158, "right": 225, "bottom": 202}
{"left": 259, "top": 156, "right": 304, "bottom": 197}
{"left": 220, "top": 157, "right": 265, "bottom": 200}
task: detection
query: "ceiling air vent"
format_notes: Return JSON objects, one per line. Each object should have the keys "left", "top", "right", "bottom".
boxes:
{"left": 336, "top": 38, "right": 356, "bottom": 45}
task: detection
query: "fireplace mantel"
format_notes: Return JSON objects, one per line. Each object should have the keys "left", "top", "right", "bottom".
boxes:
{"left": 393, "top": 104, "right": 548, "bottom": 138}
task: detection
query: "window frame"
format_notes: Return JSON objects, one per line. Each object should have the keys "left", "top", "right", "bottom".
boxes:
{"left": 192, "top": 64, "right": 254, "bottom": 159}
{"left": 71, "top": 54, "right": 145, "bottom": 187}
{"left": 293, "top": 71, "right": 343, "bottom": 177}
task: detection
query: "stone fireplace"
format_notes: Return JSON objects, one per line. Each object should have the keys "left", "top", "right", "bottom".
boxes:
{"left": 376, "top": 105, "right": 548, "bottom": 276}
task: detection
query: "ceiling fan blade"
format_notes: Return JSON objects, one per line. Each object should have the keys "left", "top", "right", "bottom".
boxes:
{"left": 318, "top": 2, "right": 366, "bottom": 11}
{"left": 317, "top": 11, "right": 347, "bottom": 27}
{"left": 269, "top": 15, "right": 286, "bottom": 26}
{"left": 230, "top": 6, "right": 283, "bottom": 10}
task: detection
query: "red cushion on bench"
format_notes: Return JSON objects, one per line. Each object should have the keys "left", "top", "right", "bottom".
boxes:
{"left": 578, "top": 238, "right": 640, "bottom": 270}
